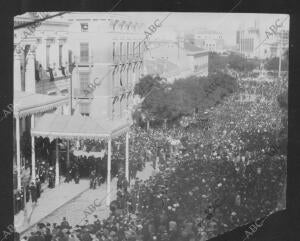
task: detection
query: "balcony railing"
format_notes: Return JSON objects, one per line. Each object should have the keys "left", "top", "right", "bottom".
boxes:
{"left": 36, "top": 75, "right": 71, "bottom": 95}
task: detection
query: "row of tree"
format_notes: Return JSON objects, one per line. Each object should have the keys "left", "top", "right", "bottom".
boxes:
{"left": 133, "top": 72, "right": 237, "bottom": 128}
{"left": 209, "top": 50, "right": 289, "bottom": 74}
{"left": 209, "top": 52, "right": 261, "bottom": 74}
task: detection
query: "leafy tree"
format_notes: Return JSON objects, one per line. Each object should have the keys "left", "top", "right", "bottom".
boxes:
{"left": 134, "top": 74, "right": 164, "bottom": 98}
{"left": 227, "top": 53, "right": 259, "bottom": 73}
{"left": 265, "top": 56, "right": 288, "bottom": 71}
{"left": 133, "top": 73, "right": 237, "bottom": 126}
{"left": 208, "top": 52, "right": 227, "bottom": 74}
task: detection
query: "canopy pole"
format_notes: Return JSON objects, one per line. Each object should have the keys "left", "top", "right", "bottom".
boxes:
{"left": 31, "top": 115, "right": 36, "bottom": 183}
{"left": 106, "top": 138, "right": 112, "bottom": 206}
{"left": 55, "top": 139, "right": 59, "bottom": 186}
{"left": 125, "top": 132, "right": 129, "bottom": 182}
{"left": 16, "top": 117, "right": 21, "bottom": 190}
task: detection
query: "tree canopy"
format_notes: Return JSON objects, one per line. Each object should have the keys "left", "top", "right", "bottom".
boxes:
{"left": 133, "top": 73, "right": 237, "bottom": 126}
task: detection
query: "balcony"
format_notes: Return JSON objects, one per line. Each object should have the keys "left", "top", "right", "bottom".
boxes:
{"left": 36, "top": 75, "right": 71, "bottom": 95}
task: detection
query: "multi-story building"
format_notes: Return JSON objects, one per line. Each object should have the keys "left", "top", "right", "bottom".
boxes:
{"left": 193, "top": 29, "right": 224, "bottom": 53}
{"left": 14, "top": 12, "right": 72, "bottom": 96}
{"left": 67, "top": 13, "right": 145, "bottom": 120}
{"left": 144, "top": 34, "right": 209, "bottom": 82}
{"left": 13, "top": 13, "right": 71, "bottom": 193}
{"left": 236, "top": 21, "right": 261, "bottom": 58}
{"left": 261, "top": 29, "right": 289, "bottom": 59}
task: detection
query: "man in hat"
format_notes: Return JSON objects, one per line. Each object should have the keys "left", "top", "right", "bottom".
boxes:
{"left": 29, "top": 182, "right": 37, "bottom": 204}
{"left": 74, "top": 165, "right": 80, "bottom": 184}
{"left": 48, "top": 167, "right": 54, "bottom": 188}
{"left": 61, "top": 217, "right": 71, "bottom": 230}
{"left": 36, "top": 178, "right": 41, "bottom": 199}
{"left": 89, "top": 169, "right": 96, "bottom": 189}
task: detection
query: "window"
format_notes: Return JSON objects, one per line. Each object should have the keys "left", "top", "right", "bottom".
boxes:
{"left": 126, "top": 68, "right": 129, "bottom": 86}
{"left": 46, "top": 45, "right": 50, "bottom": 68}
{"left": 133, "top": 42, "right": 135, "bottom": 56}
{"left": 127, "top": 42, "right": 129, "bottom": 58}
{"left": 112, "top": 101, "right": 115, "bottom": 119}
{"left": 119, "top": 99, "right": 122, "bottom": 117}
{"left": 81, "top": 23, "right": 88, "bottom": 32}
{"left": 120, "top": 70, "right": 123, "bottom": 87}
{"left": 113, "top": 42, "right": 116, "bottom": 61}
{"left": 59, "top": 45, "right": 63, "bottom": 66}
{"left": 79, "top": 72, "right": 89, "bottom": 95}
{"left": 120, "top": 42, "right": 123, "bottom": 57}
{"left": 138, "top": 42, "right": 141, "bottom": 57}
{"left": 112, "top": 70, "right": 115, "bottom": 89}
{"left": 80, "top": 103, "right": 90, "bottom": 116}
{"left": 80, "top": 43, "right": 89, "bottom": 63}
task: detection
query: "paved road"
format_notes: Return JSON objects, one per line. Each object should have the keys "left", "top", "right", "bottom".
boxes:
{"left": 21, "top": 162, "right": 155, "bottom": 236}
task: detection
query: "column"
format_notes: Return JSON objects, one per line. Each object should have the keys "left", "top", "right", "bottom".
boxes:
{"left": 55, "top": 139, "right": 59, "bottom": 185}
{"left": 25, "top": 45, "right": 37, "bottom": 93}
{"left": 16, "top": 117, "right": 21, "bottom": 190}
{"left": 31, "top": 115, "right": 36, "bottom": 183}
{"left": 14, "top": 47, "right": 22, "bottom": 91}
{"left": 125, "top": 132, "right": 129, "bottom": 182}
{"left": 106, "top": 138, "right": 112, "bottom": 206}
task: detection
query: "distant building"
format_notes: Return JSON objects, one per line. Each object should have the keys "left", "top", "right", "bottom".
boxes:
{"left": 143, "top": 34, "right": 208, "bottom": 82}
{"left": 236, "top": 21, "right": 261, "bottom": 58}
{"left": 193, "top": 29, "right": 224, "bottom": 53}
{"left": 261, "top": 29, "right": 289, "bottom": 59}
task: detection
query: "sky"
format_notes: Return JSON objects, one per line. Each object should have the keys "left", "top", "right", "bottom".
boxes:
{"left": 20, "top": 12, "right": 289, "bottom": 47}
{"left": 119, "top": 12, "right": 290, "bottom": 46}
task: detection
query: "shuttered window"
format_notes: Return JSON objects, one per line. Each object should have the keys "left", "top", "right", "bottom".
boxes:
{"left": 59, "top": 45, "right": 63, "bottom": 66}
{"left": 46, "top": 45, "right": 50, "bottom": 68}
{"left": 127, "top": 42, "right": 129, "bottom": 58}
{"left": 79, "top": 72, "right": 89, "bottom": 95}
{"left": 80, "top": 43, "right": 89, "bottom": 63}
{"left": 113, "top": 42, "right": 116, "bottom": 60}
{"left": 120, "top": 42, "right": 122, "bottom": 57}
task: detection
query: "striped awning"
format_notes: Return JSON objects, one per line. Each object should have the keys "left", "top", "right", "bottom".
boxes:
{"left": 14, "top": 91, "right": 69, "bottom": 118}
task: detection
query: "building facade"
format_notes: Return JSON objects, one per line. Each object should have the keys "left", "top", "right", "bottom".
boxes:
{"left": 14, "top": 12, "right": 72, "bottom": 96}
{"left": 193, "top": 30, "right": 224, "bottom": 53}
{"left": 13, "top": 13, "right": 71, "bottom": 192}
{"left": 67, "top": 13, "right": 145, "bottom": 120}
{"left": 143, "top": 36, "right": 209, "bottom": 82}
{"left": 236, "top": 22, "right": 261, "bottom": 58}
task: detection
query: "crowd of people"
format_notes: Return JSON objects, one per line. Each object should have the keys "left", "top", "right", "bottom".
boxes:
{"left": 18, "top": 73, "right": 287, "bottom": 241}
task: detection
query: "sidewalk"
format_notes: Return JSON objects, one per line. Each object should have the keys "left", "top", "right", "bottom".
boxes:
{"left": 17, "top": 162, "right": 156, "bottom": 237}
{"left": 15, "top": 179, "right": 89, "bottom": 234}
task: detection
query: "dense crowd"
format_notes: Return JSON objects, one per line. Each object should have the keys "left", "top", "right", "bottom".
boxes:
{"left": 19, "top": 74, "right": 287, "bottom": 241}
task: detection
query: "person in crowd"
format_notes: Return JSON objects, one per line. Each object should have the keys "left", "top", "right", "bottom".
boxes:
{"left": 29, "top": 182, "right": 37, "bottom": 204}
{"left": 44, "top": 228, "right": 52, "bottom": 241}
{"left": 36, "top": 177, "right": 41, "bottom": 199}
{"left": 65, "top": 167, "right": 73, "bottom": 183}
{"left": 74, "top": 166, "right": 80, "bottom": 184}
{"left": 89, "top": 169, "right": 97, "bottom": 190}
{"left": 48, "top": 167, "right": 55, "bottom": 188}
{"left": 61, "top": 217, "right": 71, "bottom": 230}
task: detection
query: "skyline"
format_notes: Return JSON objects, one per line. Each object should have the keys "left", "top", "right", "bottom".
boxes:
{"left": 105, "top": 12, "right": 290, "bottom": 46}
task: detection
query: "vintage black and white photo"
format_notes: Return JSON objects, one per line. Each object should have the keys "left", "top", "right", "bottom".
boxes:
{"left": 11, "top": 12, "right": 288, "bottom": 241}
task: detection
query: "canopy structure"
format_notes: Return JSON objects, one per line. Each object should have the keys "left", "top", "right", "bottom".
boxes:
{"left": 30, "top": 113, "right": 131, "bottom": 205}
{"left": 31, "top": 113, "right": 130, "bottom": 140}
{"left": 14, "top": 90, "right": 69, "bottom": 118}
